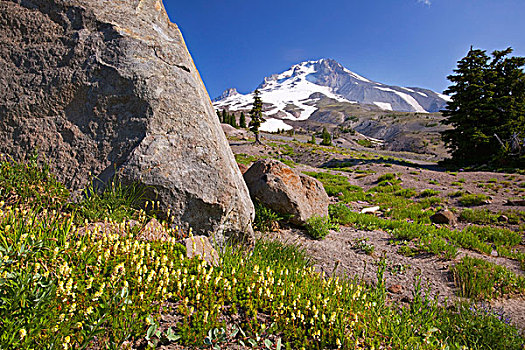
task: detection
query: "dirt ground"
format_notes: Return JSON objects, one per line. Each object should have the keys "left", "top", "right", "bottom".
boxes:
{"left": 226, "top": 127, "right": 525, "bottom": 330}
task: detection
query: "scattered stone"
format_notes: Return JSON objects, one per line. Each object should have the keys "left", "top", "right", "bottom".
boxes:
{"left": 497, "top": 215, "right": 509, "bottom": 223}
{"left": 137, "top": 218, "right": 170, "bottom": 242}
{"left": 360, "top": 206, "right": 381, "bottom": 214}
{"left": 0, "top": 0, "right": 254, "bottom": 244}
{"left": 221, "top": 124, "right": 247, "bottom": 138}
{"left": 505, "top": 199, "right": 525, "bottom": 206}
{"left": 388, "top": 284, "right": 403, "bottom": 294}
{"left": 491, "top": 249, "right": 499, "bottom": 257}
{"left": 243, "top": 159, "right": 329, "bottom": 225}
{"left": 401, "top": 295, "right": 412, "bottom": 303}
{"left": 180, "top": 235, "right": 220, "bottom": 266}
{"left": 430, "top": 209, "right": 457, "bottom": 225}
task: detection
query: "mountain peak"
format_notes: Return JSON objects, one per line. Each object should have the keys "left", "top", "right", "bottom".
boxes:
{"left": 212, "top": 88, "right": 239, "bottom": 102}
{"left": 213, "top": 59, "right": 450, "bottom": 131}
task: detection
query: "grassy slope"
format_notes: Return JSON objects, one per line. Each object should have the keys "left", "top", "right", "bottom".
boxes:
{"left": 0, "top": 156, "right": 524, "bottom": 349}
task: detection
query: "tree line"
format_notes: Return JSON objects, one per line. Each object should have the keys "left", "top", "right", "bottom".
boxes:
{"left": 216, "top": 109, "right": 246, "bottom": 129}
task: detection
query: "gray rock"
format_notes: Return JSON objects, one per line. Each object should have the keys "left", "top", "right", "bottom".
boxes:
{"left": 180, "top": 235, "right": 220, "bottom": 266}
{"left": 505, "top": 199, "right": 525, "bottom": 206}
{"left": 243, "top": 159, "right": 329, "bottom": 226}
{"left": 0, "top": 0, "right": 254, "bottom": 244}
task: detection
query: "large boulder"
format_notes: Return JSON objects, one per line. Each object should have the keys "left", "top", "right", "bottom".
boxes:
{"left": 243, "top": 159, "right": 329, "bottom": 225}
{"left": 0, "top": 0, "right": 254, "bottom": 244}
{"left": 430, "top": 209, "right": 457, "bottom": 226}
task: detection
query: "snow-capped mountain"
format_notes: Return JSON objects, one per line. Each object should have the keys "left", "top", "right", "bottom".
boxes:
{"left": 213, "top": 59, "right": 450, "bottom": 132}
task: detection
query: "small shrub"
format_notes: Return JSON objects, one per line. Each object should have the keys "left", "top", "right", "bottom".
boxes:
{"left": 458, "top": 193, "right": 491, "bottom": 206}
{"left": 377, "top": 173, "right": 397, "bottom": 182}
{"left": 351, "top": 237, "right": 375, "bottom": 255}
{"left": 305, "top": 216, "right": 339, "bottom": 240}
{"left": 254, "top": 201, "right": 283, "bottom": 232}
{"left": 419, "top": 196, "right": 443, "bottom": 208}
{"left": 419, "top": 189, "right": 440, "bottom": 197}
{"left": 449, "top": 190, "right": 464, "bottom": 198}
{"left": 394, "top": 188, "right": 417, "bottom": 198}
{"left": 356, "top": 139, "right": 373, "bottom": 147}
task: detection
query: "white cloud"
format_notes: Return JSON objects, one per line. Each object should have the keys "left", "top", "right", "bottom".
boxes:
{"left": 418, "top": 0, "right": 431, "bottom": 5}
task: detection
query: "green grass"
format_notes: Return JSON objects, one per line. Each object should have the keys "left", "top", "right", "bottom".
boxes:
{"left": 377, "top": 173, "right": 397, "bottom": 182}
{"left": 452, "top": 256, "right": 525, "bottom": 300}
{"left": 253, "top": 201, "right": 284, "bottom": 233}
{"left": 234, "top": 153, "right": 259, "bottom": 165}
{"left": 2, "top": 158, "right": 525, "bottom": 350}
{"left": 329, "top": 204, "right": 522, "bottom": 262}
{"left": 308, "top": 171, "right": 443, "bottom": 224}
{"left": 419, "top": 189, "right": 441, "bottom": 197}
{"left": 458, "top": 193, "right": 491, "bottom": 206}
{"left": 72, "top": 180, "right": 146, "bottom": 224}
{"left": 303, "top": 171, "right": 366, "bottom": 202}
{"left": 305, "top": 216, "right": 339, "bottom": 239}
{"left": 460, "top": 208, "right": 524, "bottom": 225}
{"left": 356, "top": 139, "right": 373, "bottom": 147}
{"left": 0, "top": 154, "right": 69, "bottom": 210}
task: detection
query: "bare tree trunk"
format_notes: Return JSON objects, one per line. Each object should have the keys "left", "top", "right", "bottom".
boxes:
{"left": 254, "top": 132, "right": 263, "bottom": 145}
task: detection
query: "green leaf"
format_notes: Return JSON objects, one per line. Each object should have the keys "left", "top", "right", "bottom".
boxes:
{"left": 120, "top": 286, "right": 128, "bottom": 298}
{"left": 166, "top": 327, "right": 180, "bottom": 342}
{"left": 146, "top": 324, "right": 158, "bottom": 340}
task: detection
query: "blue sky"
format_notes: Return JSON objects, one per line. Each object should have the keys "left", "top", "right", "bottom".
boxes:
{"left": 164, "top": 0, "right": 525, "bottom": 99}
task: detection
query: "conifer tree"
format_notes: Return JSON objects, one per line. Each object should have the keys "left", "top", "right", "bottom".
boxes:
{"left": 216, "top": 110, "right": 221, "bottom": 121}
{"left": 249, "top": 89, "right": 266, "bottom": 144}
{"left": 442, "top": 47, "right": 525, "bottom": 165}
{"left": 320, "top": 127, "right": 332, "bottom": 146}
{"left": 221, "top": 109, "right": 227, "bottom": 124}
{"left": 309, "top": 134, "right": 316, "bottom": 144}
{"left": 239, "top": 112, "right": 247, "bottom": 128}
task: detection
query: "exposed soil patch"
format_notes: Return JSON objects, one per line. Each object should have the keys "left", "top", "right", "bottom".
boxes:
{"left": 269, "top": 226, "right": 525, "bottom": 330}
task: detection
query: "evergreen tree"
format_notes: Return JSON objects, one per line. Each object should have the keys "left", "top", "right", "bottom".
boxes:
{"left": 320, "top": 127, "right": 332, "bottom": 146}
{"left": 231, "top": 113, "right": 238, "bottom": 128}
{"left": 308, "top": 134, "right": 316, "bottom": 144}
{"left": 239, "top": 112, "right": 247, "bottom": 128}
{"left": 441, "top": 47, "right": 525, "bottom": 165}
{"left": 249, "top": 89, "right": 266, "bottom": 144}
{"left": 221, "top": 109, "right": 227, "bottom": 124}
{"left": 216, "top": 110, "right": 221, "bottom": 121}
